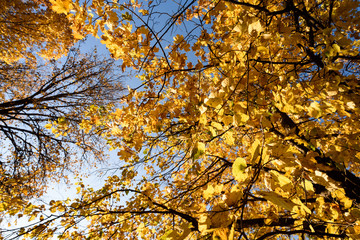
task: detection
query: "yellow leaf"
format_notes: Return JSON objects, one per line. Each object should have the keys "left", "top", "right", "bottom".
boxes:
{"left": 303, "top": 179, "right": 315, "bottom": 193}
{"left": 211, "top": 121, "right": 223, "bottom": 130}
{"left": 212, "top": 228, "right": 229, "bottom": 240}
{"left": 178, "top": 223, "right": 192, "bottom": 240}
{"left": 249, "top": 139, "right": 261, "bottom": 163}
{"left": 332, "top": 44, "right": 341, "bottom": 53}
{"left": 199, "top": 113, "right": 207, "bottom": 125}
{"left": 0, "top": 203, "right": 7, "bottom": 211}
{"left": 258, "top": 191, "right": 296, "bottom": 211}
{"left": 292, "top": 197, "right": 311, "bottom": 215}
{"left": 29, "top": 214, "right": 36, "bottom": 222}
{"left": 205, "top": 97, "right": 222, "bottom": 109}
{"left": 308, "top": 101, "right": 322, "bottom": 118}
{"left": 111, "top": 126, "right": 122, "bottom": 135}
{"left": 107, "top": 10, "right": 119, "bottom": 23}
{"left": 257, "top": 46, "right": 268, "bottom": 54}
{"left": 203, "top": 185, "right": 215, "bottom": 200}
{"left": 50, "top": 207, "right": 57, "bottom": 213}
{"left": 228, "top": 220, "right": 235, "bottom": 240}
{"left": 160, "top": 229, "right": 180, "bottom": 240}
{"left": 342, "top": 197, "right": 353, "bottom": 209}
{"left": 139, "top": 9, "right": 149, "bottom": 15}
{"left": 332, "top": 189, "right": 353, "bottom": 209}
{"left": 122, "top": 12, "right": 133, "bottom": 21}
{"left": 264, "top": 218, "right": 273, "bottom": 225}
{"left": 209, "top": 126, "right": 217, "bottom": 137}
{"left": 224, "top": 186, "right": 242, "bottom": 207}
{"left": 199, "top": 105, "right": 207, "bottom": 114}
{"left": 72, "top": 31, "right": 85, "bottom": 40}
{"left": 221, "top": 115, "right": 233, "bottom": 126}
{"left": 192, "top": 142, "right": 205, "bottom": 159}
{"left": 261, "top": 116, "right": 272, "bottom": 128}
{"left": 198, "top": 214, "right": 210, "bottom": 233}
{"left": 49, "top": 0, "right": 73, "bottom": 14}
{"left": 234, "top": 112, "right": 249, "bottom": 125}
{"left": 248, "top": 20, "right": 263, "bottom": 34}
{"left": 232, "top": 157, "right": 247, "bottom": 182}
{"left": 223, "top": 131, "right": 235, "bottom": 145}
{"left": 270, "top": 170, "right": 292, "bottom": 188}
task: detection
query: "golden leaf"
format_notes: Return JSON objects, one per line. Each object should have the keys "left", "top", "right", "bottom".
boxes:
{"left": 232, "top": 157, "right": 247, "bottom": 182}
{"left": 257, "top": 191, "right": 297, "bottom": 211}
{"left": 49, "top": 0, "right": 73, "bottom": 14}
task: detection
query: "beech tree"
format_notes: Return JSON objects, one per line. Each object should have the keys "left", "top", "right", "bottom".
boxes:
{"left": 4, "top": 0, "right": 360, "bottom": 239}
{"left": 0, "top": 0, "right": 122, "bottom": 231}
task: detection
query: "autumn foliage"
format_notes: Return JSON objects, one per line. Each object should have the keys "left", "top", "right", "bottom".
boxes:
{"left": 0, "top": 0, "right": 121, "bottom": 235}
{"left": 2, "top": 0, "right": 360, "bottom": 239}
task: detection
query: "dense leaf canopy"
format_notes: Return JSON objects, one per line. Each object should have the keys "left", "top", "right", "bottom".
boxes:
{"left": 0, "top": 0, "right": 74, "bottom": 63}
{"left": 2, "top": 0, "right": 360, "bottom": 239}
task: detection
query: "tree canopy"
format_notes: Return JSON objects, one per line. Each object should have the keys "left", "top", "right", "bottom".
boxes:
{"left": 2, "top": 0, "right": 360, "bottom": 239}
{"left": 0, "top": 0, "right": 122, "bottom": 233}
{"left": 0, "top": 0, "right": 74, "bottom": 63}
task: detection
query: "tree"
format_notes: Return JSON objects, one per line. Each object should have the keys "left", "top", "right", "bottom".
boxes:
{"left": 0, "top": 49, "right": 120, "bottom": 194}
{"left": 0, "top": 0, "right": 122, "bottom": 231}
{"left": 0, "top": 0, "right": 74, "bottom": 63}
{"left": 5, "top": 0, "right": 360, "bottom": 239}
